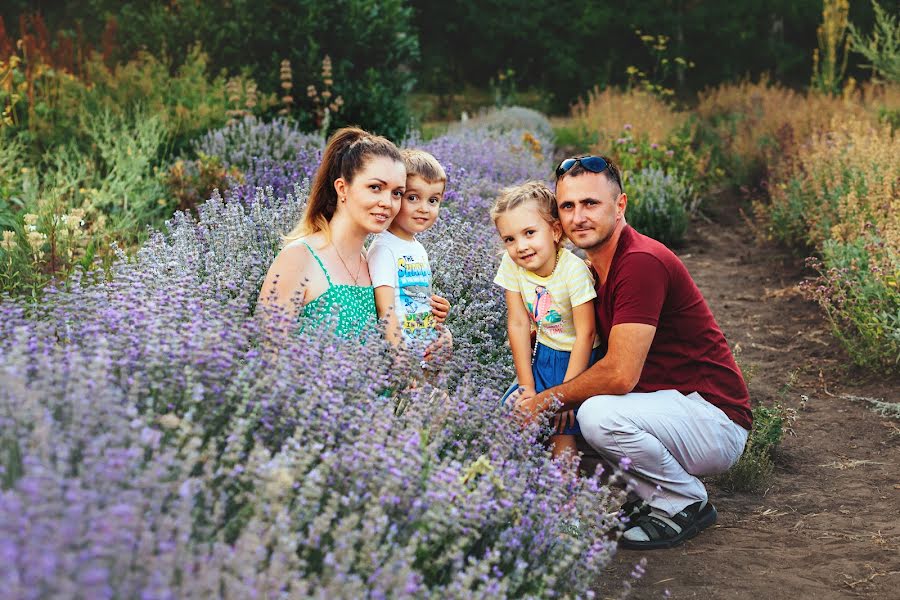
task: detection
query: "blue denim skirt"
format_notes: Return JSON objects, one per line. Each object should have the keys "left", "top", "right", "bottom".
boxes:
{"left": 502, "top": 343, "right": 604, "bottom": 435}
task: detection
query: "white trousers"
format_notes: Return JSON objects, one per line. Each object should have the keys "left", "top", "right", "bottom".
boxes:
{"left": 577, "top": 389, "right": 749, "bottom": 516}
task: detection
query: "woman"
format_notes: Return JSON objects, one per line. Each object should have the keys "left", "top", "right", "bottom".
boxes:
{"left": 259, "top": 126, "right": 450, "bottom": 345}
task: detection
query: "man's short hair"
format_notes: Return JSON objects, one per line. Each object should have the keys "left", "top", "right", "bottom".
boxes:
{"left": 557, "top": 155, "right": 623, "bottom": 196}
{"left": 401, "top": 149, "right": 447, "bottom": 184}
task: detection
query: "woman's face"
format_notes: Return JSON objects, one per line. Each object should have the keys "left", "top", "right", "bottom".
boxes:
{"left": 334, "top": 155, "right": 406, "bottom": 234}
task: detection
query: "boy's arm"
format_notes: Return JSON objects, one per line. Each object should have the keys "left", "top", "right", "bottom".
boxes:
{"left": 562, "top": 300, "right": 596, "bottom": 382}
{"left": 374, "top": 286, "right": 403, "bottom": 346}
{"left": 506, "top": 289, "right": 536, "bottom": 393}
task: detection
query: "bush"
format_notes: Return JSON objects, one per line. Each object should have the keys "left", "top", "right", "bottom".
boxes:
{"left": 192, "top": 116, "right": 324, "bottom": 171}
{"left": 625, "top": 167, "right": 696, "bottom": 247}
{"left": 1, "top": 109, "right": 169, "bottom": 296}
{"left": 92, "top": 0, "right": 418, "bottom": 140}
{"left": 763, "top": 116, "right": 898, "bottom": 249}
{"left": 715, "top": 403, "right": 794, "bottom": 493}
{"left": 449, "top": 106, "right": 555, "bottom": 143}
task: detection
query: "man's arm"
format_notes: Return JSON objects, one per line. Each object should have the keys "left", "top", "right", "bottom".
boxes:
{"left": 514, "top": 322, "right": 656, "bottom": 423}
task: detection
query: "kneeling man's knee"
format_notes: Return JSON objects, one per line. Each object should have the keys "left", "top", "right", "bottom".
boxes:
{"left": 576, "top": 395, "right": 629, "bottom": 452}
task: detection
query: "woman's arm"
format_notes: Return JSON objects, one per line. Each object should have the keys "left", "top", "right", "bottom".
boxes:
{"left": 506, "top": 289, "right": 536, "bottom": 393}
{"left": 562, "top": 300, "right": 596, "bottom": 382}
{"left": 258, "top": 245, "right": 312, "bottom": 317}
{"left": 374, "top": 286, "right": 403, "bottom": 346}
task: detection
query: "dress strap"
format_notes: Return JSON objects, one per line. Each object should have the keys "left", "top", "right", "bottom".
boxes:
{"left": 301, "top": 241, "right": 333, "bottom": 286}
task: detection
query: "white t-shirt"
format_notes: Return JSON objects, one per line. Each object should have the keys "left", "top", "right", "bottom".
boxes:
{"left": 367, "top": 231, "right": 437, "bottom": 342}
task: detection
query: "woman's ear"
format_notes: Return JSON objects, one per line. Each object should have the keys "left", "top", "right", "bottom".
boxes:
{"left": 334, "top": 178, "right": 347, "bottom": 203}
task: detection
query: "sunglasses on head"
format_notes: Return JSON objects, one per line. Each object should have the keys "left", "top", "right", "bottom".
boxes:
{"left": 554, "top": 155, "right": 621, "bottom": 189}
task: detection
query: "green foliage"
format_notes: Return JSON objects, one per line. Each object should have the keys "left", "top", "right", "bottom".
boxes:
{"left": 849, "top": 0, "right": 900, "bottom": 84}
{"left": 715, "top": 403, "right": 794, "bottom": 493}
{"left": 0, "top": 109, "right": 168, "bottom": 296}
{"left": 88, "top": 0, "right": 419, "bottom": 140}
{"left": 413, "top": 0, "right": 830, "bottom": 112}
{"left": 625, "top": 167, "right": 695, "bottom": 247}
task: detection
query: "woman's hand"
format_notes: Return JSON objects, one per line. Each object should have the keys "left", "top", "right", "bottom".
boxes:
{"left": 430, "top": 294, "right": 451, "bottom": 323}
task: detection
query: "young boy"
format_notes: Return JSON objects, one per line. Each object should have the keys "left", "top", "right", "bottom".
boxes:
{"left": 367, "top": 149, "right": 450, "bottom": 356}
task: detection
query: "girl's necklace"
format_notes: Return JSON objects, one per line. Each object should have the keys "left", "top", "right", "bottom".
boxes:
{"left": 531, "top": 249, "right": 562, "bottom": 364}
{"left": 332, "top": 243, "right": 363, "bottom": 284}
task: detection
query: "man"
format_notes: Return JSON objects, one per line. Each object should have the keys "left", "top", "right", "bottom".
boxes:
{"left": 514, "top": 155, "right": 752, "bottom": 550}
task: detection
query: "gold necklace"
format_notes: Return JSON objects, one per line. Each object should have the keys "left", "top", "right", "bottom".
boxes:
{"left": 332, "top": 243, "right": 362, "bottom": 284}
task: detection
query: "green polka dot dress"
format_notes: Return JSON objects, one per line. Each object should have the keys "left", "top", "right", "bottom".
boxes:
{"left": 297, "top": 241, "right": 377, "bottom": 338}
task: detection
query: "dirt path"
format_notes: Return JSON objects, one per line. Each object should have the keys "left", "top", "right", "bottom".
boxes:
{"left": 594, "top": 194, "right": 900, "bottom": 599}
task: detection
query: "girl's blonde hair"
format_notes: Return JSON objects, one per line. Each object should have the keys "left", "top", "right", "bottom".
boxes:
{"left": 490, "top": 180, "right": 565, "bottom": 247}
{"left": 284, "top": 126, "right": 403, "bottom": 244}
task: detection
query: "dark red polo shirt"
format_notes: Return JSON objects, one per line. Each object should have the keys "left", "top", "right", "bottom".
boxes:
{"left": 594, "top": 226, "right": 752, "bottom": 429}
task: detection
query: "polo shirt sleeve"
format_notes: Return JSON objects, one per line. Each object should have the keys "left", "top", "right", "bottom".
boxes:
{"left": 366, "top": 241, "right": 397, "bottom": 289}
{"left": 493, "top": 253, "right": 520, "bottom": 292}
{"left": 561, "top": 251, "right": 597, "bottom": 307}
{"left": 611, "top": 252, "right": 669, "bottom": 327}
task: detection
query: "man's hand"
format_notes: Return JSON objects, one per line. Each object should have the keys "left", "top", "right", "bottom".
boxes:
{"left": 552, "top": 409, "right": 576, "bottom": 433}
{"left": 430, "top": 294, "right": 451, "bottom": 323}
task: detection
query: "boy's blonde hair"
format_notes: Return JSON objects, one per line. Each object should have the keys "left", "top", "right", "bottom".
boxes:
{"left": 401, "top": 149, "right": 447, "bottom": 185}
{"left": 490, "top": 181, "right": 564, "bottom": 247}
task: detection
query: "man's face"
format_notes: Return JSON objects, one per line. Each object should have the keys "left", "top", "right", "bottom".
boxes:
{"left": 555, "top": 172, "right": 626, "bottom": 252}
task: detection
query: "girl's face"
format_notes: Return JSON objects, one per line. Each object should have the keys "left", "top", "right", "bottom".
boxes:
{"left": 494, "top": 202, "right": 562, "bottom": 277}
{"left": 334, "top": 156, "right": 406, "bottom": 234}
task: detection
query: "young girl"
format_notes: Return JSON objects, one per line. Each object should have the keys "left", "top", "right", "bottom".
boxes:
{"left": 491, "top": 180, "right": 601, "bottom": 461}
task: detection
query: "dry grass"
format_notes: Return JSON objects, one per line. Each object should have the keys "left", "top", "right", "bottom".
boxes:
{"left": 696, "top": 78, "right": 899, "bottom": 183}
{"left": 571, "top": 86, "right": 687, "bottom": 152}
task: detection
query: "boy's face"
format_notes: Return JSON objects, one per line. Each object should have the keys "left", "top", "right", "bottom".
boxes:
{"left": 388, "top": 175, "right": 445, "bottom": 240}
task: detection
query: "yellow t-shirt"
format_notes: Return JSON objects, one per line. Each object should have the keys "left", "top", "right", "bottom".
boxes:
{"left": 493, "top": 247, "right": 599, "bottom": 352}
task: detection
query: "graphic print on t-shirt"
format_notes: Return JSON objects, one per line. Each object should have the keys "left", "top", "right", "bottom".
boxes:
{"left": 526, "top": 285, "right": 563, "bottom": 335}
{"left": 397, "top": 255, "right": 436, "bottom": 339}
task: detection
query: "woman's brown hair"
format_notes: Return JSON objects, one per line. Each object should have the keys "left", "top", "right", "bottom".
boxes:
{"left": 284, "top": 126, "right": 403, "bottom": 243}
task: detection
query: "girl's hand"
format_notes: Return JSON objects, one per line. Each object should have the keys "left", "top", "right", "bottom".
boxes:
{"left": 430, "top": 294, "right": 451, "bottom": 323}
{"left": 506, "top": 384, "right": 536, "bottom": 408}
{"left": 552, "top": 410, "right": 576, "bottom": 433}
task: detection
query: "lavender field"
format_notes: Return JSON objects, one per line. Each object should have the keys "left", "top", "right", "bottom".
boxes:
{"left": 1, "top": 112, "right": 634, "bottom": 598}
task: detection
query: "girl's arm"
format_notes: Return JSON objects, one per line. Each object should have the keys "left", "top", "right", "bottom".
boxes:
{"left": 374, "top": 286, "right": 403, "bottom": 346}
{"left": 506, "top": 289, "right": 536, "bottom": 393}
{"left": 562, "top": 300, "right": 596, "bottom": 382}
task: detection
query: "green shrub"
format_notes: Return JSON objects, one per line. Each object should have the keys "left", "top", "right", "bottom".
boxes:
{"left": 849, "top": 0, "right": 900, "bottom": 84}
{"left": 625, "top": 167, "right": 696, "bottom": 247}
{"left": 715, "top": 403, "right": 794, "bottom": 493}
